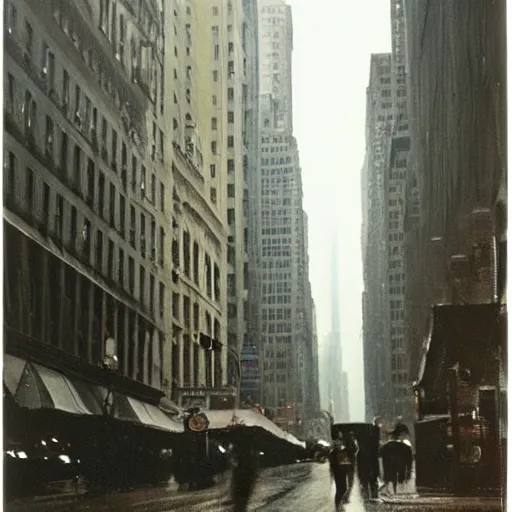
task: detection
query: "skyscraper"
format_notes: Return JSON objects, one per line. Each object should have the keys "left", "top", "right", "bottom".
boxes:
{"left": 256, "top": 0, "right": 316, "bottom": 430}
{"left": 362, "top": 53, "right": 394, "bottom": 422}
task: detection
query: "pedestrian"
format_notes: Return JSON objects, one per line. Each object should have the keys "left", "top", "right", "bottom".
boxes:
{"left": 356, "top": 425, "right": 380, "bottom": 501}
{"left": 328, "top": 432, "right": 353, "bottom": 510}
{"left": 390, "top": 416, "right": 410, "bottom": 440}
{"left": 378, "top": 438, "right": 413, "bottom": 495}
{"left": 345, "top": 432, "right": 359, "bottom": 494}
{"left": 230, "top": 432, "right": 259, "bottom": 512}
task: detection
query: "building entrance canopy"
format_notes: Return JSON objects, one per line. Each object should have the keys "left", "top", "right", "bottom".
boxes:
{"left": 204, "top": 409, "right": 305, "bottom": 448}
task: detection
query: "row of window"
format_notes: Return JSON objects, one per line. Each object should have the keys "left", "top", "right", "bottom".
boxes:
{"left": 4, "top": 222, "right": 166, "bottom": 385}
{"left": 5, "top": 150, "right": 167, "bottom": 320}
{"left": 6, "top": 50, "right": 165, "bottom": 212}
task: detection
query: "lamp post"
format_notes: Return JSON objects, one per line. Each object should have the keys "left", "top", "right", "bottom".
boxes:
{"left": 226, "top": 345, "right": 242, "bottom": 410}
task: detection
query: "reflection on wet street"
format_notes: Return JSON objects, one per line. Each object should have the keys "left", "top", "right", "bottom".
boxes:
{"left": 7, "top": 463, "right": 502, "bottom": 512}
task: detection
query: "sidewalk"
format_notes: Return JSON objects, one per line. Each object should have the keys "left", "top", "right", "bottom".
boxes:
{"left": 380, "top": 495, "right": 503, "bottom": 511}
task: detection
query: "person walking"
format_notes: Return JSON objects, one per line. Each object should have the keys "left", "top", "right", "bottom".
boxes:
{"left": 328, "top": 432, "right": 354, "bottom": 510}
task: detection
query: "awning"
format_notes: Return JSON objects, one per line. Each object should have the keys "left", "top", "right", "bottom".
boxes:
{"left": 4, "top": 355, "right": 183, "bottom": 433}
{"left": 127, "top": 397, "right": 183, "bottom": 433}
{"left": 4, "top": 355, "right": 92, "bottom": 415}
{"left": 205, "top": 409, "right": 305, "bottom": 448}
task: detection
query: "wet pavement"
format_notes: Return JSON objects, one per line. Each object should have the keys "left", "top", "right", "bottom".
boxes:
{"left": 7, "top": 463, "right": 503, "bottom": 511}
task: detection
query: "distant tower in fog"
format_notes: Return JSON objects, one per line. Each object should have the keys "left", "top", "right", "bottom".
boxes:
{"left": 328, "top": 235, "right": 350, "bottom": 422}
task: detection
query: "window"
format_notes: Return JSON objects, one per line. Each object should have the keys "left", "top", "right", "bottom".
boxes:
{"left": 111, "top": 129, "right": 118, "bottom": 169}
{"left": 213, "top": 70, "right": 219, "bottom": 82}
{"left": 228, "top": 111, "right": 234, "bottom": 123}
{"left": 150, "top": 219, "right": 156, "bottom": 261}
{"left": 227, "top": 136, "right": 234, "bottom": 148}
{"left": 141, "top": 165, "right": 146, "bottom": 198}
{"left": 109, "top": 183, "right": 116, "bottom": 227}
{"left": 70, "top": 206, "right": 77, "bottom": 243}
{"left": 25, "top": 21, "right": 33, "bottom": 57}
{"left": 228, "top": 61, "right": 234, "bottom": 75}
{"left": 212, "top": 6, "right": 219, "bottom": 15}
{"left": 151, "top": 174, "right": 156, "bottom": 204}
{"left": 139, "top": 265, "right": 145, "bottom": 304}
{"left": 228, "top": 159, "right": 235, "bottom": 173}
{"left": 108, "top": 240, "right": 114, "bottom": 279}
{"left": 160, "top": 182, "right": 165, "bottom": 212}
{"left": 140, "top": 213, "right": 146, "bottom": 256}
{"left": 73, "top": 145, "right": 81, "bottom": 189}
{"left": 228, "top": 88, "right": 234, "bottom": 101}
{"left": 96, "top": 230, "right": 104, "bottom": 269}
{"left": 228, "top": 42, "right": 234, "bottom": 54}
{"left": 210, "top": 187, "right": 217, "bottom": 204}
{"left": 159, "top": 283, "right": 165, "bottom": 318}
{"left": 212, "top": 26, "right": 219, "bottom": 38}
{"left": 210, "top": 164, "right": 216, "bottom": 178}
{"left": 122, "top": 255, "right": 131, "bottom": 293}
{"left": 119, "top": 195, "right": 126, "bottom": 237}
{"left": 7, "top": 73, "right": 14, "bottom": 114}
{"left": 101, "top": 117, "right": 108, "bottom": 154}
{"left": 45, "top": 116, "right": 54, "bottom": 158}
{"left": 227, "top": 184, "right": 235, "bottom": 198}
{"left": 6, "top": 3, "right": 17, "bottom": 35}
{"left": 212, "top": 94, "right": 217, "bottom": 105}
{"left": 26, "top": 170, "right": 35, "bottom": 210}
{"left": 211, "top": 117, "right": 217, "bottom": 130}
{"left": 211, "top": 141, "right": 217, "bottom": 154}
{"left": 213, "top": 44, "right": 219, "bottom": 60}
{"left": 150, "top": 275, "right": 155, "bottom": 314}
{"left": 183, "top": 231, "right": 190, "bottom": 277}
{"left": 86, "top": 159, "right": 95, "bottom": 205}
{"left": 129, "top": 206, "right": 136, "bottom": 247}
{"left": 131, "top": 156, "right": 137, "bottom": 193}
{"left": 56, "top": 195, "right": 64, "bottom": 238}
{"left": 159, "top": 227, "right": 165, "bottom": 266}
{"left": 43, "top": 183, "right": 50, "bottom": 224}
{"left": 98, "top": 172, "right": 105, "bottom": 218}
{"left": 74, "top": 85, "right": 81, "bottom": 124}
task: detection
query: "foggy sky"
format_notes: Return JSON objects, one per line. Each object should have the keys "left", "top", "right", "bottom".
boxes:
{"left": 286, "top": 0, "right": 391, "bottom": 420}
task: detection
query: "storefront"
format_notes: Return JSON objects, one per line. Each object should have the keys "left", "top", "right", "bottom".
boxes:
{"left": 4, "top": 330, "right": 184, "bottom": 498}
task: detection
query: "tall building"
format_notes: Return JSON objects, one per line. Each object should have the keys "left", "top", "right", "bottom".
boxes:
{"left": 241, "top": 0, "right": 263, "bottom": 405}
{"left": 386, "top": 0, "right": 412, "bottom": 421}
{"left": 4, "top": 0, "right": 173, "bottom": 395}
{"left": 163, "top": 0, "right": 234, "bottom": 410}
{"left": 361, "top": 53, "right": 394, "bottom": 422}
{"left": 403, "top": 0, "right": 506, "bottom": 400}
{"left": 257, "top": 0, "right": 316, "bottom": 430}
{"left": 362, "top": 0, "right": 415, "bottom": 424}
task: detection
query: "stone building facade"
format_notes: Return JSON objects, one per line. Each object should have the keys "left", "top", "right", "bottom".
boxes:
{"left": 4, "top": 0, "right": 171, "bottom": 390}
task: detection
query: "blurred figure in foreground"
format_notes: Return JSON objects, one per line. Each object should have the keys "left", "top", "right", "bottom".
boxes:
{"left": 328, "top": 432, "right": 354, "bottom": 510}
{"left": 230, "top": 431, "right": 259, "bottom": 512}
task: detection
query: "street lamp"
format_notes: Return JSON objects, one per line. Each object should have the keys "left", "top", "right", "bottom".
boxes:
{"left": 226, "top": 345, "right": 242, "bottom": 410}
{"left": 199, "top": 334, "right": 241, "bottom": 410}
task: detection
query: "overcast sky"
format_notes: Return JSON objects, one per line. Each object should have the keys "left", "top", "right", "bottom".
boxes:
{"left": 286, "top": 0, "right": 391, "bottom": 420}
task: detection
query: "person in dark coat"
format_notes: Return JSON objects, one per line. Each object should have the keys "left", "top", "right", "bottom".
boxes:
{"left": 345, "top": 432, "right": 359, "bottom": 494}
{"left": 328, "top": 433, "right": 353, "bottom": 510}
{"left": 390, "top": 417, "right": 410, "bottom": 440}
{"left": 356, "top": 425, "right": 380, "bottom": 500}
{"left": 378, "top": 439, "right": 413, "bottom": 494}
{"left": 230, "top": 431, "right": 259, "bottom": 512}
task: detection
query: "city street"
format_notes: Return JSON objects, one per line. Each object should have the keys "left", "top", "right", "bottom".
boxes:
{"left": 7, "top": 463, "right": 502, "bottom": 512}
